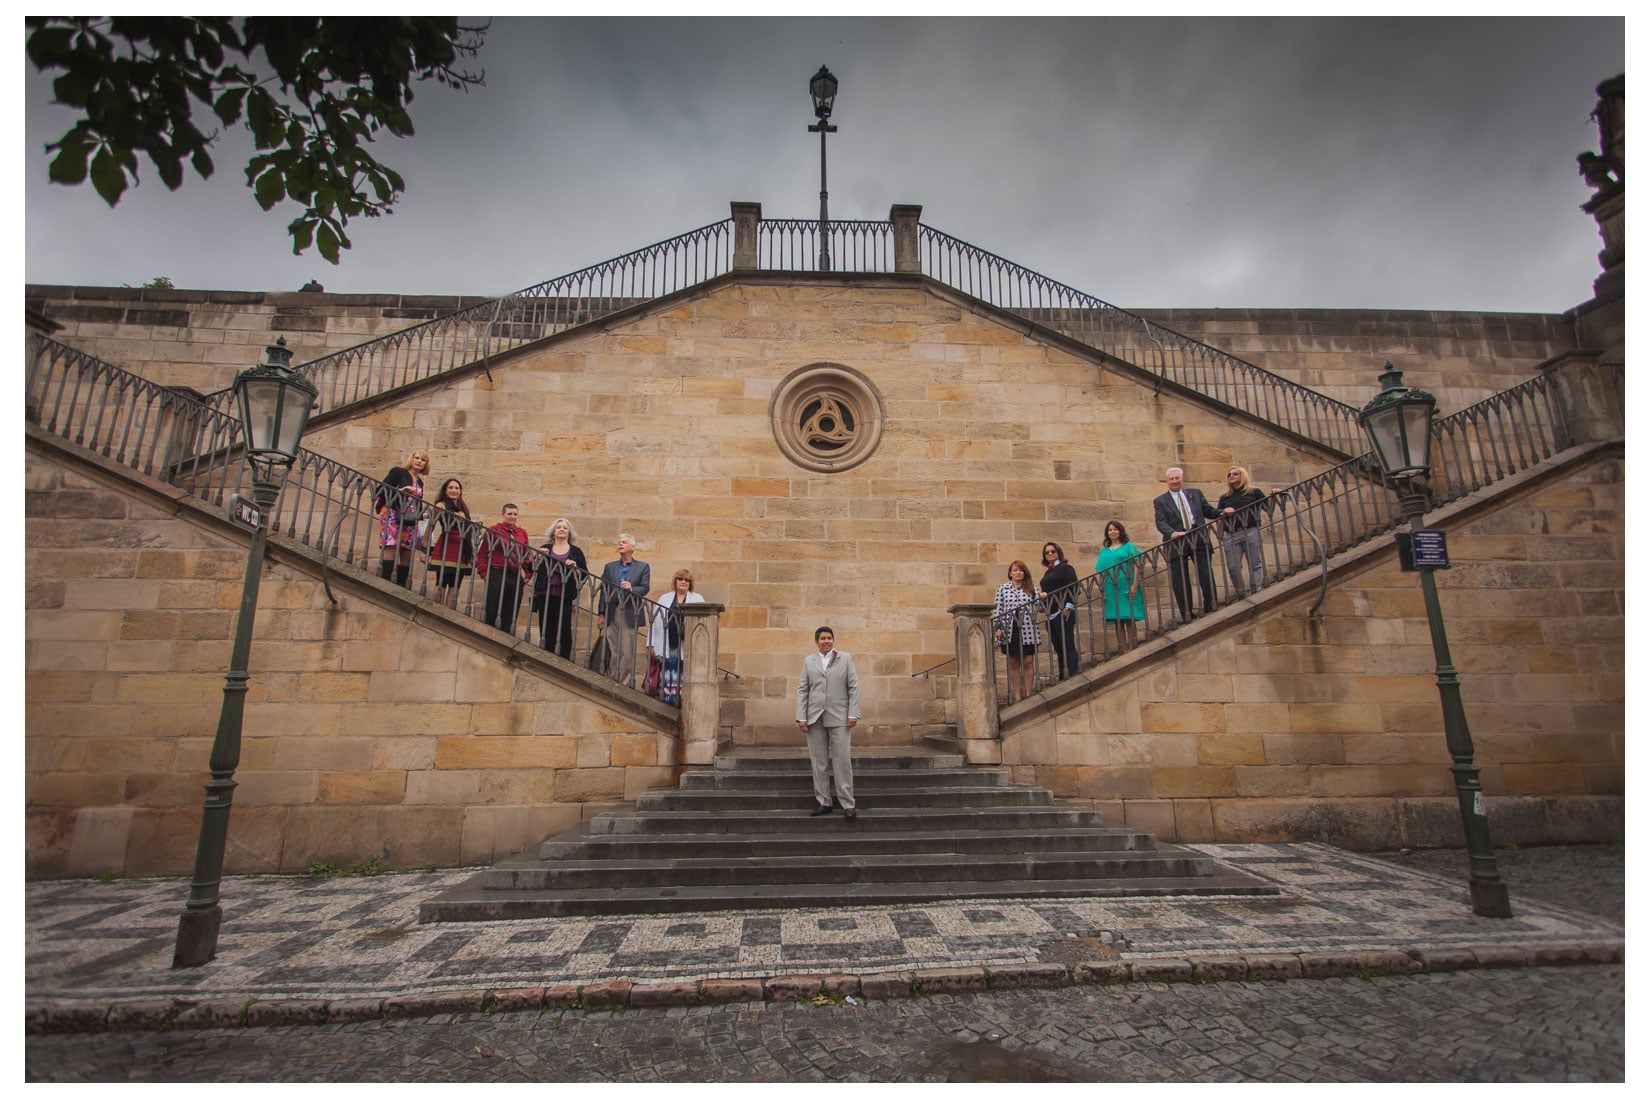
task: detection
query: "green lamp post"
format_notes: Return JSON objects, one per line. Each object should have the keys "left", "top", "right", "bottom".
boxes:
{"left": 1358, "top": 364, "right": 1512, "bottom": 918}
{"left": 808, "top": 64, "right": 839, "bottom": 273}
{"left": 174, "top": 337, "right": 318, "bottom": 967}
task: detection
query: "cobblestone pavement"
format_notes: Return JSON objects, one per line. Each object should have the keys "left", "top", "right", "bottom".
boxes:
{"left": 24, "top": 843, "right": 1626, "bottom": 1080}
{"left": 26, "top": 965, "right": 1624, "bottom": 1082}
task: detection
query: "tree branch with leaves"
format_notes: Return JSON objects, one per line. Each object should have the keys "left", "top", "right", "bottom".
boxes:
{"left": 28, "top": 16, "right": 485, "bottom": 262}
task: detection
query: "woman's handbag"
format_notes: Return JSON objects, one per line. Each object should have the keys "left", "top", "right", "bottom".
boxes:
{"left": 644, "top": 654, "right": 662, "bottom": 697}
{"left": 587, "top": 635, "right": 611, "bottom": 676}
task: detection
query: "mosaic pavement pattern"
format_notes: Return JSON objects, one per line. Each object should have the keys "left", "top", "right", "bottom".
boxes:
{"left": 25, "top": 843, "right": 1623, "bottom": 1006}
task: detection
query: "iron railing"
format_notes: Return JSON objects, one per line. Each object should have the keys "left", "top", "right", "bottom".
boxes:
{"left": 998, "top": 371, "right": 1578, "bottom": 704}
{"left": 755, "top": 218, "right": 896, "bottom": 272}
{"left": 201, "top": 219, "right": 738, "bottom": 416}
{"left": 28, "top": 336, "right": 680, "bottom": 705}
{"left": 916, "top": 224, "right": 1368, "bottom": 457}
{"left": 187, "top": 214, "right": 1364, "bottom": 463}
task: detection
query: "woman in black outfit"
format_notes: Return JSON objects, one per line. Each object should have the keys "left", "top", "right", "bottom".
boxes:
{"left": 531, "top": 517, "right": 588, "bottom": 659}
{"left": 1039, "top": 541, "right": 1080, "bottom": 681}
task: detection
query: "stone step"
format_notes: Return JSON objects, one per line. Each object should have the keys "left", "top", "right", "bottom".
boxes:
{"left": 535, "top": 826, "right": 1157, "bottom": 861}
{"left": 589, "top": 805, "right": 1099, "bottom": 835}
{"left": 713, "top": 751, "right": 965, "bottom": 771}
{"left": 634, "top": 786, "right": 1051, "bottom": 812}
{"left": 420, "top": 872, "right": 1278, "bottom": 921}
{"left": 472, "top": 850, "right": 1217, "bottom": 891}
{"left": 678, "top": 768, "right": 1008, "bottom": 790}
{"left": 418, "top": 744, "right": 1282, "bottom": 921}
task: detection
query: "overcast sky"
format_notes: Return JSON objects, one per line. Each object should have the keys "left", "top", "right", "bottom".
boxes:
{"left": 21, "top": 16, "right": 1626, "bottom": 312}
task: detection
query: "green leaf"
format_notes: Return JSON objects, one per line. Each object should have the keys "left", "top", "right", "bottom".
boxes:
{"left": 213, "top": 85, "right": 247, "bottom": 125}
{"left": 252, "top": 166, "right": 285, "bottom": 210}
{"left": 316, "top": 220, "right": 340, "bottom": 264}
{"left": 190, "top": 145, "right": 214, "bottom": 179}
{"left": 89, "top": 144, "right": 129, "bottom": 206}
{"left": 46, "top": 138, "right": 91, "bottom": 184}
{"left": 288, "top": 215, "right": 316, "bottom": 255}
{"left": 153, "top": 150, "right": 184, "bottom": 190}
{"left": 26, "top": 24, "right": 76, "bottom": 68}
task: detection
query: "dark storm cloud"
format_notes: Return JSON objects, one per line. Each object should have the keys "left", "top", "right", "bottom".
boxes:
{"left": 23, "top": 17, "right": 1624, "bottom": 310}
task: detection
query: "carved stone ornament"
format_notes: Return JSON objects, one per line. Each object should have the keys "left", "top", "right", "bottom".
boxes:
{"left": 770, "top": 363, "right": 885, "bottom": 473}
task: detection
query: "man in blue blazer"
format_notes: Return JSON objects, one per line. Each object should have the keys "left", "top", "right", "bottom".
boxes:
{"left": 1153, "top": 466, "right": 1220, "bottom": 621}
{"left": 596, "top": 533, "right": 650, "bottom": 687}
{"left": 795, "top": 626, "right": 861, "bottom": 819}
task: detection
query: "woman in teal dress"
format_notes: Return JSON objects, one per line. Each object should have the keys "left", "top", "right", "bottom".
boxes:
{"left": 1095, "top": 520, "right": 1145, "bottom": 653}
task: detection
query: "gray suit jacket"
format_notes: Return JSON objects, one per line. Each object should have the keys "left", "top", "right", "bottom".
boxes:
{"left": 796, "top": 650, "right": 860, "bottom": 727}
{"left": 597, "top": 558, "right": 651, "bottom": 627}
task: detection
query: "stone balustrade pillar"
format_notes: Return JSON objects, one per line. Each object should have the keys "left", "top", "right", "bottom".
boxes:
{"left": 1545, "top": 352, "right": 1624, "bottom": 446}
{"left": 678, "top": 601, "right": 725, "bottom": 765}
{"left": 890, "top": 204, "right": 923, "bottom": 274}
{"left": 949, "top": 603, "right": 1000, "bottom": 763}
{"left": 731, "top": 202, "right": 762, "bottom": 272}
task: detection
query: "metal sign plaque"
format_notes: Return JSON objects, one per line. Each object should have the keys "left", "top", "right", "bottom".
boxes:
{"left": 230, "top": 495, "right": 261, "bottom": 530}
{"left": 1410, "top": 530, "right": 1450, "bottom": 569}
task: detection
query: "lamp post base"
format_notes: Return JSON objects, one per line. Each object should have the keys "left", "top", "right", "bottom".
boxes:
{"left": 173, "top": 904, "right": 223, "bottom": 968}
{"left": 1469, "top": 877, "right": 1514, "bottom": 919}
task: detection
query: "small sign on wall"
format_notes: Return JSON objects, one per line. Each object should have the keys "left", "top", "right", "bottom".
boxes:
{"left": 1394, "top": 530, "right": 1450, "bottom": 572}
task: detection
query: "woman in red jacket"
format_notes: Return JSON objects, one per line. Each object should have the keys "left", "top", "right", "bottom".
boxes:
{"left": 426, "top": 478, "right": 474, "bottom": 610}
{"left": 477, "top": 503, "right": 531, "bottom": 634}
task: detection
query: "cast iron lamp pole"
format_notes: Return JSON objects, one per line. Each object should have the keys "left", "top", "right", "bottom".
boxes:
{"left": 174, "top": 337, "right": 318, "bottom": 967}
{"left": 1358, "top": 364, "right": 1512, "bottom": 918}
{"left": 808, "top": 65, "right": 839, "bottom": 272}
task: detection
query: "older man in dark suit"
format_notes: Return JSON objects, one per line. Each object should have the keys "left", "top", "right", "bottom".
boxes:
{"left": 596, "top": 533, "right": 650, "bottom": 687}
{"left": 1153, "top": 466, "right": 1220, "bottom": 621}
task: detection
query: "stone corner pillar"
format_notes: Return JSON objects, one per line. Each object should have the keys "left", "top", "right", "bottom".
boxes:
{"left": 731, "top": 202, "right": 762, "bottom": 271}
{"left": 948, "top": 603, "right": 999, "bottom": 761}
{"left": 889, "top": 204, "right": 923, "bottom": 274}
{"left": 1544, "top": 351, "right": 1623, "bottom": 445}
{"left": 679, "top": 601, "right": 725, "bottom": 765}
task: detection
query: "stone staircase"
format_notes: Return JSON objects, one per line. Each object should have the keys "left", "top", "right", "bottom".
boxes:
{"left": 419, "top": 748, "right": 1279, "bottom": 921}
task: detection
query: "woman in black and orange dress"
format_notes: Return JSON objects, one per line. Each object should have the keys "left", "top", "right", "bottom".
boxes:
{"left": 375, "top": 449, "right": 428, "bottom": 588}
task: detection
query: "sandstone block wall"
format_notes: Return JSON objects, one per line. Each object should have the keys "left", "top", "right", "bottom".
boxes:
{"left": 999, "top": 452, "right": 1624, "bottom": 848}
{"left": 1133, "top": 308, "right": 1576, "bottom": 415}
{"left": 296, "top": 279, "right": 1354, "bottom": 741}
{"left": 25, "top": 285, "right": 487, "bottom": 395}
{"left": 26, "top": 445, "right": 674, "bottom": 879}
{"left": 28, "top": 285, "right": 1573, "bottom": 419}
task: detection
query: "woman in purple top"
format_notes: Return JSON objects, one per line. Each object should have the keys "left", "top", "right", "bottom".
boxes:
{"left": 531, "top": 517, "right": 588, "bottom": 658}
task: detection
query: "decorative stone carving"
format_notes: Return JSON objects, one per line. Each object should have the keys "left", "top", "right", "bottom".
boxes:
{"left": 769, "top": 363, "right": 885, "bottom": 473}
{"left": 731, "top": 202, "right": 762, "bottom": 271}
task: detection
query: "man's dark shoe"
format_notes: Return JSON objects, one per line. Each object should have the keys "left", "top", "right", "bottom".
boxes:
{"left": 810, "top": 804, "right": 833, "bottom": 817}
{"left": 844, "top": 807, "right": 858, "bottom": 820}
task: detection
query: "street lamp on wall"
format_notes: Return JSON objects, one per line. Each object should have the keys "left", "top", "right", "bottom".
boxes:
{"left": 808, "top": 65, "right": 839, "bottom": 273}
{"left": 174, "top": 337, "right": 318, "bottom": 968}
{"left": 1358, "top": 363, "right": 1512, "bottom": 919}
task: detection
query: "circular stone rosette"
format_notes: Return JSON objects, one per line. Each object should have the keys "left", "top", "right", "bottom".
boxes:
{"left": 769, "top": 363, "right": 885, "bottom": 473}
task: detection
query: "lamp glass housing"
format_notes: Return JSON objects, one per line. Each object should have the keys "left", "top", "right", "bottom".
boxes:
{"left": 234, "top": 342, "right": 317, "bottom": 469}
{"left": 1358, "top": 367, "right": 1437, "bottom": 480}
{"left": 810, "top": 66, "right": 838, "bottom": 119}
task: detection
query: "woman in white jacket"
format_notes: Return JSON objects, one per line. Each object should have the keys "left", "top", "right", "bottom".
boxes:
{"left": 648, "top": 568, "right": 705, "bottom": 705}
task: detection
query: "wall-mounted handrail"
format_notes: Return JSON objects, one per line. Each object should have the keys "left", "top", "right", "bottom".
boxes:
{"left": 915, "top": 223, "right": 1368, "bottom": 457}
{"left": 28, "top": 335, "right": 683, "bottom": 707}
{"left": 1000, "top": 370, "right": 1579, "bottom": 706}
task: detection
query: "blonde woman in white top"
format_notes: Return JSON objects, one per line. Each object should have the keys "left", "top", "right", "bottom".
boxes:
{"left": 648, "top": 569, "right": 705, "bottom": 705}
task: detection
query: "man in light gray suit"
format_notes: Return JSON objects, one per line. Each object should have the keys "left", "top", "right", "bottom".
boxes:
{"left": 795, "top": 626, "right": 861, "bottom": 819}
